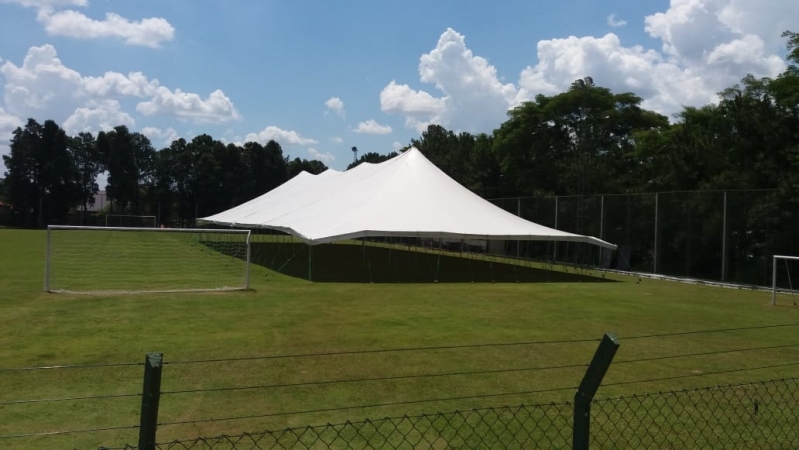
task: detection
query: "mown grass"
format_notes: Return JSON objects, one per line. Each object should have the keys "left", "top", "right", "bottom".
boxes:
{"left": 0, "top": 228, "right": 797, "bottom": 449}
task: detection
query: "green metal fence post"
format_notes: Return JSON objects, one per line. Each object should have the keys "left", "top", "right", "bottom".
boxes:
{"left": 573, "top": 333, "right": 620, "bottom": 450}
{"left": 138, "top": 352, "right": 163, "bottom": 450}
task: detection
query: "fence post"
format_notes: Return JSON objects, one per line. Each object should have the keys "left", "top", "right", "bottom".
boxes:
{"left": 573, "top": 333, "right": 620, "bottom": 450}
{"left": 721, "top": 191, "right": 727, "bottom": 281}
{"left": 653, "top": 193, "right": 659, "bottom": 274}
{"left": 554, "top": 196, "right": 559, "bottom": 262}
{"left": 517, "top": 198, "right": 522, "bottom": 258}
{"left": 138, "top": 352, "right": 163, "bottom": 450}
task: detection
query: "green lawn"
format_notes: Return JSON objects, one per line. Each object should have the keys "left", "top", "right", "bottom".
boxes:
{"left": 0, "top": 228, "right": 797, "bottom": 449}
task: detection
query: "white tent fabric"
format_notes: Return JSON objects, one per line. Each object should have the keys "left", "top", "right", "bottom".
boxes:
{"left": 199, "top": 148, "right": 617, "bottom": 250}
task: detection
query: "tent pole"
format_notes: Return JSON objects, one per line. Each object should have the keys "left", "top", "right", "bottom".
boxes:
{"left": 308, "top": 245, "right": 313, "bottom": 281}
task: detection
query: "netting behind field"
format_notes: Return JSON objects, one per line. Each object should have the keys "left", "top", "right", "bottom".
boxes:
{"left": 248, "top": 233, "right": 608, "bottom": 284}
{"left": 489, "top": 190, "right": 799, "bottom": 287}
{"left": 105, "top": 214, "right": 158, "bottom": 228}
{"left": 773, "top": 256, "right": 799, "bottom": 306}
{"left": 46, "top": 226, "right": 250, "bottom": 294}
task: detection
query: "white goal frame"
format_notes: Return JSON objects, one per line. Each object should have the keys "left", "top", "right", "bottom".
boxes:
{"left": 105, "top": 214, "right": 157, "bottom": 228}
{"left": 45, "top": 225, "right": 251, "bottom": 294}
{"left": 772, "top": 255, "right": 799, "bottom": 306}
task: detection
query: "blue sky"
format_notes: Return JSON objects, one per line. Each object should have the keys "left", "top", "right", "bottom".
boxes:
{"left": 0, "top": 0, "right": 794, "bottom": 171}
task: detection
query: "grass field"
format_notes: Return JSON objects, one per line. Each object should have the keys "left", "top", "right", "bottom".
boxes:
{"left": 0, "top": 228, "right": 798, "bottom": 449}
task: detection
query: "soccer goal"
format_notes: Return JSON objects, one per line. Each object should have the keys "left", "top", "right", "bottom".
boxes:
{"left": 45, "top": 226, "right": 251, "bottom": 294}
{"left": 772, "top": 255, "right": 799, "bottom": 306}
{"left": 105, "top": 214, "right": 157, "bottom": 228}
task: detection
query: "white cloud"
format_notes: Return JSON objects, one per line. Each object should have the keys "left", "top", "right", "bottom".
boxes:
{"left": 1, "top": 44, "right": 241, "bottom": 126}
{"left": 62, "top": 99, "right": 134, "bottom": 134}
{"left": 354, "top": 119, "right": 392, "bottom": 135}
{"left": 380, "top": 28, "right": 516, "bottom": 133}
{"left": 36, "top": 8, "right": 175, "bottom": 47}
{"left": 331, "top": 136, "right": 344, "bottom": 144}
{"left": 1, "top": 0, "right": 87, "bottom": 7}
{"left": 136, "top": 88, "right": 241, "bottom": 123}
{"left": 0, "top": 108, "right": 23, "bottom": 167}
{"left": 392, "top": 141, "right": 404, "bottom": 151}
{"left": 607, "top": 14, "right": 627, "bottom": 28}
{"left": 325, "top": 97, "right": 345, "bottom": 117}
{"left": 307, "top": 148, "right": 335, "bottom": 163}
{"left": 141, "top": 126, "right": 179, "bottom": 146}
{"left": 383, "top": 2, "right": 790, "bottom": 129}
{"left": 243, "top": 126, "right": 317, "bottom": 146}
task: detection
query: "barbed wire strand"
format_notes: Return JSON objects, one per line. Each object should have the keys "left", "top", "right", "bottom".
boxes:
{"left": 0, "top": 361, "right": 142, "bottom": 372}
{"left": 615, "top": 342, "right": 799, "bottom": 365}
{"left": 604, "top": 361, "right": 799, "bottom": 388}
{"left": 621, "top": 322, "right": 799, "bottom": 340}
{"left": 0, "top": 424, "right": 139, "bottom": 440}
{"left": 163, "top": 338, "right": 600, "bottom": 366}
{"left": 160, "top": 362, "right": 589, "bottom": 396}
{"left": 157, "top": 385, "right": 579, "bottom": 427}
{"left": 0, "top": 392, "right": 141, "bottom": 406}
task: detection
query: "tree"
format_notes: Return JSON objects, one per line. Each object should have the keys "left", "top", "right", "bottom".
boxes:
{"left": 346, "top": 151, "right": 398, "bottom": 170}
{"left": 68, "top": 132, "right": 102, "bottom": 224}
{"left": 243, "top": 140, "right": 288, "bottom": 200}
{"left": 2, "top": 119, "right": 79, "bottom": 227}
{"left": 98, "top": 126, "right": 137, "bottom": 213}
{"left": 287, "top": 157, "right": 327, "bottom": 179}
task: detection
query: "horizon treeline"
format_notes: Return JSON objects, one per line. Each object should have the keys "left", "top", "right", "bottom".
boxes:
{"left": 2, "top": 31, "right": 798, "bottom": 229}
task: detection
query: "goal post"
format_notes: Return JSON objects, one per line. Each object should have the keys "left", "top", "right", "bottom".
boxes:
{"left": 772, "top": 255, "right": 799, "bottom": 306}
{"left": 45, "top": 225, "right": 251, "bottom": 294}
{"left": 105, "top": 214, "right": 157, "bottom": 228}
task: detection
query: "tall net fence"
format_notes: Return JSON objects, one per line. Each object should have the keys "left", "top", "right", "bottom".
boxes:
{"left": 489, "top": 189, "right": 799, "bottom": 287}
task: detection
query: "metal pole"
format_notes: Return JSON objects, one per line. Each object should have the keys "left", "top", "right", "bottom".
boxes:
{"left": 653, "top": 193, "right": 659, "bottom": 274}
{"left": 44, "top": 226, "right": 52, "bottom": 292}
{"left": 244, "top": 231, "right": 252, "bottom": 289}
{"left": 308, "top": 245, "right": 313, "bottom": 281}
{"left": 573, "top": 333, "right": 620, "bottom": 450}
{"left": 599, "top": 195, "right": 605, "bottom": 266}
{"left": 721, "top": 191, "right": 727, "bottom": 281}
{"left": 517, "top": 198, "right": 521, "bottom": 258}
{"left": 772, "top": 255, "right": 777, "bottom": 306}
{"left": 554, "top": 196, "right": 559, "bottom": 262}
{"left": 138, "top": 353, "right": 163, "bottom": 450}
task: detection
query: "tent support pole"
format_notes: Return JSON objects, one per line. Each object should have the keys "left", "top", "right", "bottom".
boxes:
{"left": 308, "top": 245, "right": 313, "bottom": 281}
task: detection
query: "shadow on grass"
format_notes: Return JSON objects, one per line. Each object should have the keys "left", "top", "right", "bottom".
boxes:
{"left": 249, "top": 242, "right": 615, "bottom": 283}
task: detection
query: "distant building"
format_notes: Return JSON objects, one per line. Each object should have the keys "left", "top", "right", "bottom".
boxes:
{"left": 78, "top": 191, "right": 109, "bottom": 213}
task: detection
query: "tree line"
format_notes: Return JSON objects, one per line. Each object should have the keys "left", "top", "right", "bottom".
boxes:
{"left": 2, "top": 32, "right": 798, "bottom": 230}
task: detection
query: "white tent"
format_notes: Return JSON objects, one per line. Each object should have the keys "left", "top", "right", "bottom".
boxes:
{"left": 199, "top": 148, "right": 616, "bottom": 250}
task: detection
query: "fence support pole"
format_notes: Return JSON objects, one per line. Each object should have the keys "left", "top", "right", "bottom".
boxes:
{"left": 721, "top": 191, "right": 727, "bottom": 281}
{"left": 138, "top": 352, "right": 163, "bottom": 450}
{"left": 554, "top": 196, "right": 559, "bottom": 262}
{"left": 653, "top": 193, "right": 659, "bottom": 274}
{"left": 599, "top": 195, "right": 605, "bottom": 267}
{"left": 573, "top": 333, "right": 620, "bottom": 450}
{"left": 517, "top": 198, "right": 521, "bottom": 258}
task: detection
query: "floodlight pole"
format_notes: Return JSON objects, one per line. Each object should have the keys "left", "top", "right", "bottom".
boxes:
{"left": 721, "top": 191, "right": 727, "bottom": 281}
{"left": 653, "top": 193, "right": 659, "bottom": 274}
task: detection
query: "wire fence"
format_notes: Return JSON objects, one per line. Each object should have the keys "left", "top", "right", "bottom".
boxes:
{"left": 489, "top": 189, "right": 799, "bottom": 288}
{"left": 2, "top": 325, "right": 799, "bottom": 449}
{"left": 98, "top": 378, "right": 799, "bottom": 450}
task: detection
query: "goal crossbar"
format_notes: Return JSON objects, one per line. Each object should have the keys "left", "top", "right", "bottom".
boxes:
{"left": 772, "top": 255, "right": 799, "bottom": 306}
{"left": 45, "top": 226, "right": 252, "bottom": 294}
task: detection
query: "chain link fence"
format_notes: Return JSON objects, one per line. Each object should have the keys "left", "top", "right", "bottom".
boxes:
{"left": 104, "top": 377, "right": 798, "bottom": 450}
{"left": 490, "top": 189, "right": 798, "bottom": 287}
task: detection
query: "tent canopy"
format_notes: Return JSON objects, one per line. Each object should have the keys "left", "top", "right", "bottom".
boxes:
{"left": 199, "top": 148, "right": 617, "bottom": 250}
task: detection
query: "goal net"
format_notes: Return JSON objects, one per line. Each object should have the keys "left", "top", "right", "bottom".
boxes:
{"left": 45, "top": 226, "right": 251, "bottom": 294}
{"left": 105, "top": 214, "right": 157, "bottom": 228}
{"left": 772, "top": 255, "right": 799, "bottom": 306}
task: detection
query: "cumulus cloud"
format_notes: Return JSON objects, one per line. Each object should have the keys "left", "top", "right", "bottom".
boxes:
{"left": 1, "top": 0, "right": 87, "bottom": 7}
{"left": 0, "top": 107, "right": 23, "bottom": 159}
{"left": 325, "top": 97, "right": 345, "bottom": 117}
{"left": 36, "top": 8, "right": 175, "bottom": 48}
{"left": 382, "top": 1, "right": 790, "bottom": 130}
{"left": 141, "top": 126, "right": 179, "bottom": 146}
{"left": 62, "top": 99, "right": 134, "bottom": 134}
{"left": 380, "top": 28, "right": 516, "bottom": 133}
{"left": 308, "top": 148, "right": 335, "bottom": 163}
{"left": 354, "top": 119, "right": 392, "bottom": 135}
{"left": 331, "top": 136, "right": 344, "bottom": 144}
{"left": 392, "top": 141, "right": 404, "bottom": 151}
{"left": 1, "top": 44, "right": 240, "bottom": 126}
{"left": 136, "top": 88, "right": 241, "bottom": 123}
{"left": 607, "top": 14, "right": 627, "bottom": 28}
{"left": 243, "top": 126, "right": 317, "bottom": 146}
